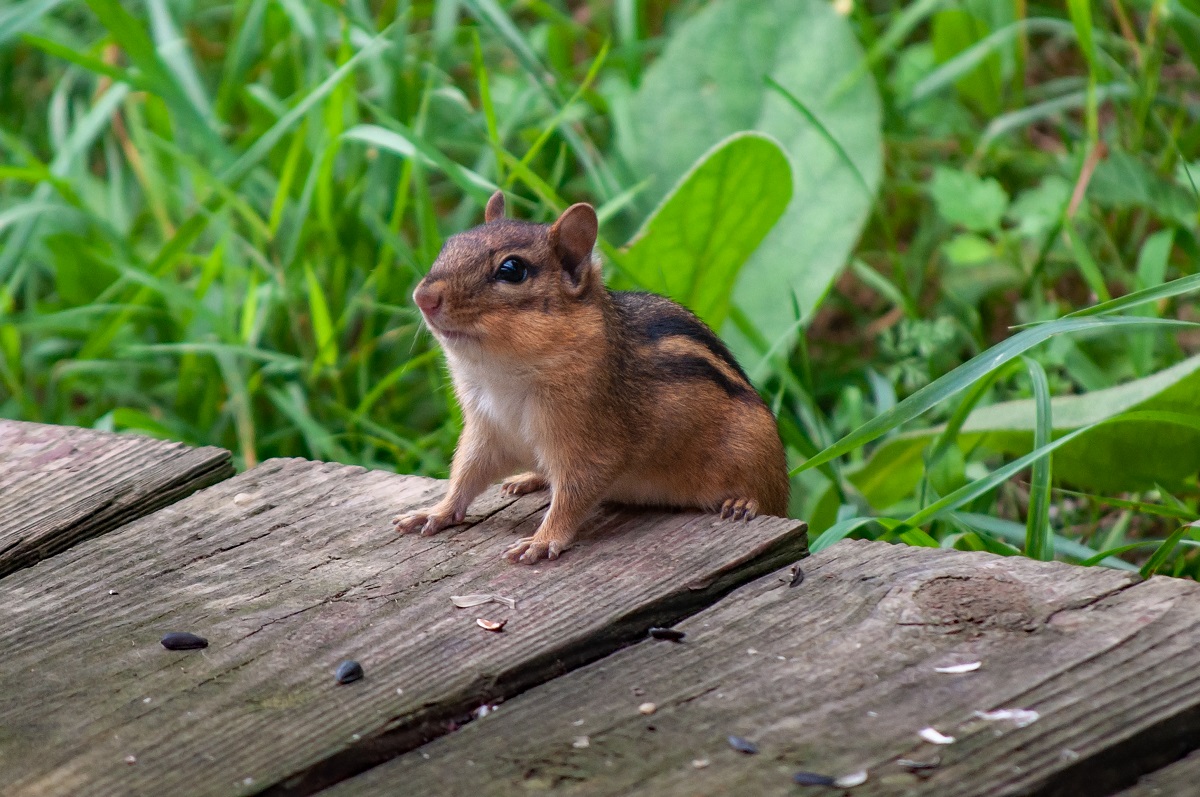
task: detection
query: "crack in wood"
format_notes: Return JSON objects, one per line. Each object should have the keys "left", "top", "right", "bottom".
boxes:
{"left": 250, "top": 527, "right": 808, "bottom": 797}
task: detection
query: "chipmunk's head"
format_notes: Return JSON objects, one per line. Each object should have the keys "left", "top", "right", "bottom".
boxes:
{"left": 413, "top": 191, "right": 602, "bottom": 358}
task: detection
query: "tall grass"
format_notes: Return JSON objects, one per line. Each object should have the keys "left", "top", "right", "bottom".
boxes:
{"left": 1, "top": 0, "right": 1198, "bottom": 575}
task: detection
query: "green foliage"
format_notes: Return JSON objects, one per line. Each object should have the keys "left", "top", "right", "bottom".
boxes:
{"left": 621, "top": 132, "right": 792, "bottom": 330}
{"left": 929, "top": 167, "right": 1009, "bottom": 233}
{"left": 1, "top": 0, "right": 1199, "bottom": 577}
{"left": 617, "top": 0, "right": 883, "bottom": 354}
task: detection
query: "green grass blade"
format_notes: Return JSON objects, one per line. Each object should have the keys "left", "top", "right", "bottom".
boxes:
{"left": 978, "top": 83, "right": 1133, "bottom": 151}
{"left": 1066, "top": 0, "right": 1101, "bottom": 141}
{"left": 953, "top": 512, "right": 1138, "bottom": 571}
{"left": 0, "top": 0, "right": 68, "bottom": 46}
{"left": 1060, "top": 272, "right": 1200, "bottom": 320}
{"left": 219, "top": 28, "right": 392, "bottom": 186}
{"left": 145, "top": 0, "right": 214, "bottom": 123}
{"left": 1140, "top": 524, "right": 1195, "bottom": 578}
{"left": 765, "top": 75, "right": 871, "bottom": 196}
{"left": 21, "top": 34, "right": 147, "bottom": 87}
{"left": 517, "top": 39, "right": 610, "bottom": 173}
{"left": 1023, "top": 356, "right": 1053, "bottom": 561}
{"left": 811, "top": 516, "right": 901, "bottom": 553}
{"left": 305, "top": 265, "right": 337, "bottom": 372}
{"left": 342, "top": 122, "right": 497, "bottom": 203}
{"left": 1063, "top": 222, "right": 1112, "bottom": 302}
{"left": 904, "top": 423, "right": 1096, "bottom": 529}
{"left": 909, "top": 18, "right": 1074, "bottom": 106}
{"left": 793, "top": 316, "right": 1199, "bottom": 475}
{"left": 1, "top": 82, "right": 130, "bottom": 283}
{"left": 1049, "top": 488, "right": 1197, "bottom": 521}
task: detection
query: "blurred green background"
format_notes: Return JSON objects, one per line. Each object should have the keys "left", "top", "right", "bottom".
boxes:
{"left": 2, "top": 0, "right": 1199, "bottom": 573}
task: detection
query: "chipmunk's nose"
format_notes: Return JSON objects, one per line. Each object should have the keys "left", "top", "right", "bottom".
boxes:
{"left": 413, "top": 282, "right": 443, "bottom": 316}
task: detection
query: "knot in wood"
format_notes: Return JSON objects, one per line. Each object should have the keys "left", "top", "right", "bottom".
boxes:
{"left": 911, "top": 575, "right": 1038, "bottom": 632}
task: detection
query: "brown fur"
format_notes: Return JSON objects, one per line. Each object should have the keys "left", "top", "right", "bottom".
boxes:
{"left": 394, "top": 192, "right": 790, "bottom": 563}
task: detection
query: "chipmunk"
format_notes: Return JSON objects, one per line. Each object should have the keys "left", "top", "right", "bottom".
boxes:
{"left": 392, "top": 191, "right": 789, "bottom": 563}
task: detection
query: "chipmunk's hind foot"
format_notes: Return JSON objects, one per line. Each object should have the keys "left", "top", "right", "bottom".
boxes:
{"left": 719, "top": 497, "right": 759, "bottom": 521}
{"left": 501, "top": 472, "right": 549, "bottom": 496}
{"left": 504, "top": 535, "right": 568, "bottom": 564}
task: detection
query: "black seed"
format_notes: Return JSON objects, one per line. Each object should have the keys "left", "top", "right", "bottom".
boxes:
{"left": 161, "top": 632, "right": 208, "bottom": 650}
{"left": 791, "top": 771, "right": 836, "bottom": 786}
{"left": 727, "top": 735, "right": 758, "bottom": 754}
{"left": 648, "top": 627, "right": 686, "bottom": 642}
{"left": 789, "top": 565, "right": 806, "bottom": 588}
{"left": 335, "top": 660, "right": 364, "bottom": 684}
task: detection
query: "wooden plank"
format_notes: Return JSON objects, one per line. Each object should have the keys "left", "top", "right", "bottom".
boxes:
{"left": 0, "top": 420, "right": 234, "bottom": 578}
{"left": 1114, "top": 749, "right": 1200, "bottom": 796}
{"left": 0, "top": 457, "right": 807, "bottom": 797}
{"left": 321, "top": 540, "right": 1200, "bottom": 797}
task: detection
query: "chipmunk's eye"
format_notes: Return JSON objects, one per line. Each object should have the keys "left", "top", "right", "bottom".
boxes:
{"left": 494, "top": 257, "right": 528, "bottom": 284}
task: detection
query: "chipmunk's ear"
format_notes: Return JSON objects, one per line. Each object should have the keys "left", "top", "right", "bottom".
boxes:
{"left": 484, "top": 190, "right": 506, "bottom": 223}
{"left": 549, "top": 203, "right": 598, "bottom": 291}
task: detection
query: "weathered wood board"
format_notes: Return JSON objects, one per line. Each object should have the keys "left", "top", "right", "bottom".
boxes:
{"left": 0, "top": 420, "right": 234, "bottom": 578}
{"left": 322, "top": 540, "right": 1200, "bottom": 797}
{"left": 1115, "top": 748, "right": 1200, "bottom": 796}
{"left": 0, "top": 458, "right": 807, "bottom": 797}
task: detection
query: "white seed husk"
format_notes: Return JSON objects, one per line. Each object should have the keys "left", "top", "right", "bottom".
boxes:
{"left": 934, "top": 661, "right": 981, "bottom": 674}
{"left": 452, "top": 594, "right": 494, "bottom": 608}
{"left": 973, "top": 708, "right": 1040, "bottom": 728}
{"left": 452, "top": 593, "right": 518, "bottom": 609}
{"left": 834, "top": 770, "right": 868, "bottom": 788}
{"left": 919, "top": 727, "right": 956, "bottom": 745}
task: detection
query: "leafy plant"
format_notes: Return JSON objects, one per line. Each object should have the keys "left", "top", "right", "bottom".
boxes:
{"left": 1, "top": 0, "right": 1198, "bottom": 578}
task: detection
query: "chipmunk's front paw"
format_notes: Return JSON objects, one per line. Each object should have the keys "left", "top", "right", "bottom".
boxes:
{"left": 500, "top": 472, "right": 549, "bottom": 496}
{"left": 504, "top": 535, "right": 568, "bottom": 564}
{"left": 719, "top": 497, "right": 759, "bottom": 521}
{"left": 392, "top": 508, "right": 464, "bottom": 537}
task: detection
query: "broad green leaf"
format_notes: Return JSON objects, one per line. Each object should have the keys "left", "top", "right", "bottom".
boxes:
{"left": 1087, "top": 149, "right": 1197, "bottom": 227}
{"left": 621, "top": 133, "right": 792, "bottom": 329}
{"left": 616, "top": 0, "right": 882, "bottom": 353}
{"left": 928, "top": 166, "right": 1009, "bottom": 232}
{"left": 843, "top": 354, "right": 1200, "bottom": 510}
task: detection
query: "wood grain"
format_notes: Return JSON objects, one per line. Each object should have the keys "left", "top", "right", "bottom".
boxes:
{"left": 0, "top": 420, "right": 234, "bottom": 578}
{"left": 322, "top": 540, "right": 1200, "bottom": 797}
{"left": 0, "top": 458, "right": 807, "bottom": 797}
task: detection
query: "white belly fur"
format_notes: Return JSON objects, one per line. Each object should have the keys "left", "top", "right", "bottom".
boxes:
{"left": 448, "top": 352, "right": 540, "bottom": 466}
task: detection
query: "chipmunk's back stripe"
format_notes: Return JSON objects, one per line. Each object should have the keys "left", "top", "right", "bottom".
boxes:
{"left": 640, "top": 313, "right": 753, "bottom": 384}
{"left": 653, "top": 354, "right": 755, "bottom": 400}
{"left": 613, "top": 292, "right": 760, "bottom": 403}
